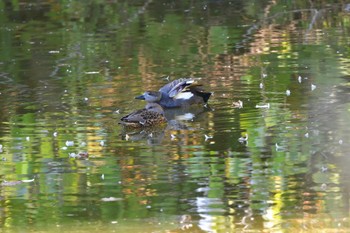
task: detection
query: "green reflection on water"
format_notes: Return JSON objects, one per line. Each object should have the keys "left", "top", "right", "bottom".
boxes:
{"left": 1, "top": 0, "right": 350, "bottom": 232}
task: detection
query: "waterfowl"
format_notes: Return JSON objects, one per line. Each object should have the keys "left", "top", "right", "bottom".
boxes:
{"left": 135, "top": 78, "right": 212, "bottom": 108}
{"left": 119, "top": 103, "right": 167, "bottom": 128}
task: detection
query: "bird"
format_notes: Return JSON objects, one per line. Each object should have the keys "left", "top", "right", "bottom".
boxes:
{"left": 135, "top": 78, "right": 212, "bottom": 108}
{"left": 119, "top": 103, "right": 167, "bottom": 128}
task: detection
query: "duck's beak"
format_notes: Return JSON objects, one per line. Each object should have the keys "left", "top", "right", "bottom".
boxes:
{"left": 135, "top": 94, "right": 145, "bottom": 100}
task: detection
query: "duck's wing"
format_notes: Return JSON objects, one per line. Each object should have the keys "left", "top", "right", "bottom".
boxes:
{"left": 120, "top": 109, "right": 147, "bottom": 124}
{"left": 159, "top": 78, "right": 192, "bottom": 96}
{"left": 166, "top": 79, "right": 204, "bottom": 98}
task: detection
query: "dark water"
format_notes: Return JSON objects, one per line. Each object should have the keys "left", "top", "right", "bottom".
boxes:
{"left": 1, "top": 0, "right": 350, "bottom": 232}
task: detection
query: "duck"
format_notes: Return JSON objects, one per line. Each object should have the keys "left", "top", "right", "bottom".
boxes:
{"left": 135, "top": 78, "right": 212, "bottom": 108}
{"left": 119, "top": 103, "right": 167, "bottom": 128}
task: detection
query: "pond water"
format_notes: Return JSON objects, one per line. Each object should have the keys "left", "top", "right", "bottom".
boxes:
{"left": 1, "top": 0, "right": 350, "bottom": 232}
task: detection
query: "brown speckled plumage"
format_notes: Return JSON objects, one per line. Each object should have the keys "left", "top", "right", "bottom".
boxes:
{"left": 119, "top": 103, "right": 167, "bottom": 128}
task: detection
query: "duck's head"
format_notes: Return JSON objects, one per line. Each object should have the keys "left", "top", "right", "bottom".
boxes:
{"left": 135, "top": 91, "right": 162, "bottom": 102}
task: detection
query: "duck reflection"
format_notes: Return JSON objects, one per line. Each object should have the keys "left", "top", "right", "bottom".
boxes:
{"left": 120, "top": 125, "right": 167, "bottom": 145}
{"left": 120, "top": 104, "right": 211, "bottom": 144}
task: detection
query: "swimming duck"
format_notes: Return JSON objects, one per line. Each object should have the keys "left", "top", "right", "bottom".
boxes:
{"left": 135, "top": 78, "right": 212, "bottom": 108}
{"left": 119, "top": 103, "right": 167, "bottom": 128}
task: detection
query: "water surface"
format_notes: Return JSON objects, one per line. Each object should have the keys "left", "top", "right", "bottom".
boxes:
{"left": 1, "top": 1, "right": 350, "bottom": 232}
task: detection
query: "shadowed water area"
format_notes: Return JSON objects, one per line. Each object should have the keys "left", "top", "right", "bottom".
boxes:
{"left": 1, "top": 0, "right": 350, "bottom": 232}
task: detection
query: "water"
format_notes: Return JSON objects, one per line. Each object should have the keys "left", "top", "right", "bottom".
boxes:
{"left": 1, "top": 0, "right": 350, "bottom": 232}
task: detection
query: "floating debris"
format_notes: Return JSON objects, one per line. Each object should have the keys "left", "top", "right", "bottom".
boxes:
{"left": 48, "top": 50, "right": 60, "bottom": 54}
{"left": 204, "top": 134, "right": 213, "bottom": 141}
{"left": 256, "top": 103, "right": 270, "bottom": 109}
{"left": 69, "top": 152, "right": 89, "bottom": 159}
{"left": 238, "top": 134, "right": 248, "bottom": 143}
{"left": 232, "top": 100, "right": 243, "bottom": 108}
{"left": 311, "top": 84, "right": 317, "bottom": 91}
{"left": 286, "top": 90, "right": 291, "bottom": 96}
{"left": 0, "top": 144, "right": 2, "bottom": 153}
{"left": 101, "top": 174, "right": 104, "bottom": 180}
{"left": 339, "top": 139, "right": 343, "bottom": 145}
{"left": 275, "top": 143, "right": 285, "bottom": 151}
{"left": 84, "top": 97, "right": 89, "bottom": 101}
{"left": 321, "top": 166, "right": 328, "bottom": 172}
{"left": 85, "top": 71, "right": 100, "bottom": 74}
{"left": 99, "top": 140, "right": 105, "bottom": 146}
{"left": 298, "top": 76, "right": 302, "bottom": 83}
{"left": 259, "top": 83, "right": 264, "bottom": 89}
{"left": 115, "top": 109, "right": 120, "bottom": 114}
{"left": 65, "top": 141, "right": 74, "bottom": 147}
{"left": 26, "top": 136, "right": 30, "bottom": 141}
{"left": 170, "top": 134, "right": 176, "bottom": 140}
{"left": 101, "top": 197, "right": 123, "bottom": 202}
{"left": 304, "top": 132, "right": 309, "bottom": 138}
{"left": 53, "top": 132, "right": 58, "bottom": 137}
{"left": 61, "top": 146, "right": 68, "bottom": 150}
{"left": 22, "top": 179, "right": 35, "bottom": 183}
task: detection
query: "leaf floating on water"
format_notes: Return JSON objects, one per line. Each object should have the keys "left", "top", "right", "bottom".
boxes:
{"left": 101, "top": 197, "right": 123, "bottom": 202}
